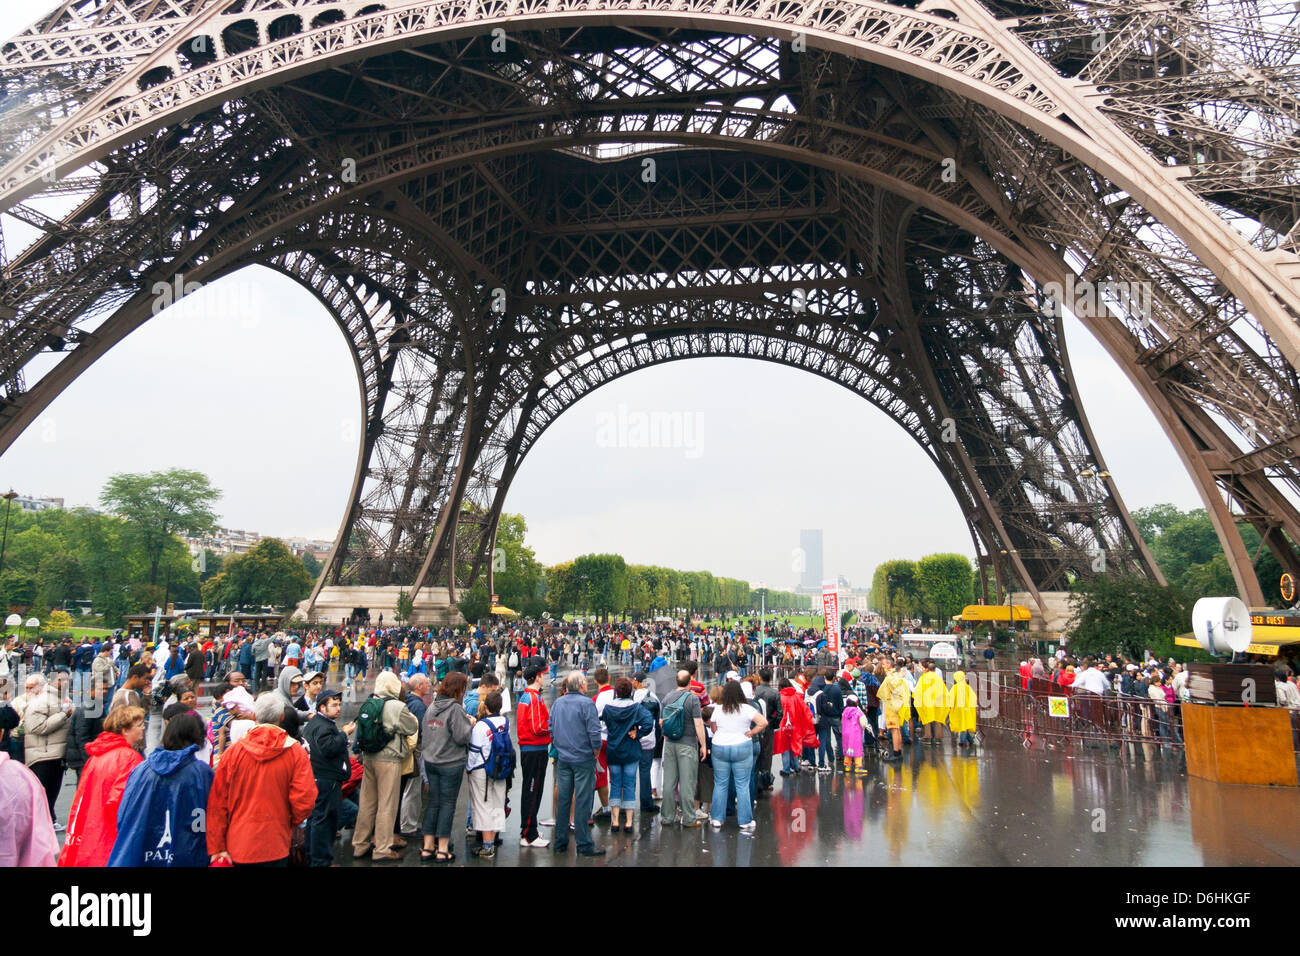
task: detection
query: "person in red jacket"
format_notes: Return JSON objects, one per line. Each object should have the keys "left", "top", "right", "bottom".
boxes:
{"left": 515, "top": 662, "right": 552, "bottom": 847}
{"left": 207, "top": 695, "right": 316, "bottom": 866}
{"left": 58, "top": 705, "right": 146, "bottom": 866}
{"left": 776, "top": 681, "right": 816, "bottom": 776}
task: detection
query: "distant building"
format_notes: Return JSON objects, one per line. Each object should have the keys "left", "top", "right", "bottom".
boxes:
{"left": 798, "top": 528, "right": 823, "bottom": 590}
{"left": 185, "top": 527, "right": 332, "bottom": 561}
{"left": 15, "top": 494, "right": 63, "bottom": 512}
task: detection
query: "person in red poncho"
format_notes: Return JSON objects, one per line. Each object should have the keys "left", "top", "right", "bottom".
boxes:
{"left": 58, "top": 705, "right": 146, "bottom": 867}
{"left": 775, "top": 679, "right": 816, "bottom": 776}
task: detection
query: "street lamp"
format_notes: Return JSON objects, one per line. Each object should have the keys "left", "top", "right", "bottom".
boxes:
{"left": 999, "top": 548, "right": 1019, "bottom": 638}
{"left": 0, "top": 489, "right": 18, "bottom": 579}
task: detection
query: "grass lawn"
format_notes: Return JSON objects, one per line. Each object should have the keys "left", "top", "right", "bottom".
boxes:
{"left": 695, "top": 612, "right": 858, "bottom": 632}
{"left": 68, "top": 626, "right": 114, "bottom": 637}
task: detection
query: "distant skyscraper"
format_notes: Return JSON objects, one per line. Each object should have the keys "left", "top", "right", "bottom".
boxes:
{"left": 799, "top": 529, "right": 823, "bottom": 590}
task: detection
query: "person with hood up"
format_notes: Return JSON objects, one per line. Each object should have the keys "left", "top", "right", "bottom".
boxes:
{"left": 840, "top": 695, "right": 868, "bottom": 774}
{"left": 353, "top": 671, "right": 418, "bottom": 862}
{"left": 108, "top": 712, "right": 213, "bottom": 866}
{"left": 776, "top": 678, "right": 816, "bottom": 776}
{"left": 277, "top": 665, "right": 306, "bottom": 712}
{"left": 877, "top": 661, "right": 911, "bottom": 761}
{"left": 58, "top": 706, "right": 146, "bottom": 866}
{"left": 0, "top": 743, "right": 58, "bottom": 866}
{"left": 913, "top": 659, "right": 949, "bottom": 745}
{"left": 599, "top": 677, "right": 653, "bottom": 833}
{"left": 947, "top": 671, "right": 978, "bottom": 748}
{"left": 207, "top": 694, "right": 316, "bottom": 866}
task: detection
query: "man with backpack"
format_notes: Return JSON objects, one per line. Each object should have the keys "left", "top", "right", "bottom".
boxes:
{"left": 351, "top": 671, "right": 418, "bottom": 862}
{"left": 660, "top": 670, "right": 707, "bottom": 827}
{"left": 515, "top": 662, "right": 552, "bottom": 848}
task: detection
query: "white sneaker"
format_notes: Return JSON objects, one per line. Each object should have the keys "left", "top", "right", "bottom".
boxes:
{"left": 522, "top": 836, "right": 550, "bottom": 848}
{"left": 710, "top": 819, "right": 723, "bottom": 829}
{"left": 52, "top": 821, "right": 65, "bottom": 833}
{"left": 817, "top": 765, "right": 832, "bottom": 773}
{"left": 694, "top": 809, "right": 710, "bottom": 821}
{"left": 537, "top": 818, "right": 556, "bottom": 827}
{"left": 739, "top": 821, "right": 757, "bottom": 834}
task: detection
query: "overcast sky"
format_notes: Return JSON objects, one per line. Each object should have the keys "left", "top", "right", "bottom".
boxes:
{"left": 0, "top": 1, "right": 1202, "bottom": 591}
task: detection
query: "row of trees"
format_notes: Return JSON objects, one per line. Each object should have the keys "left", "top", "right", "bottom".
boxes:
{"left": 868, "top": 554, "right": 975, "bottom": 628}
{"left": 544, "top": 555, "right": 808, "bottom": 622}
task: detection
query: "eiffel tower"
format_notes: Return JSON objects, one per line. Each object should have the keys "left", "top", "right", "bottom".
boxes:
{"left": 3, "top": 0, "right": 1299, "bottom": 624}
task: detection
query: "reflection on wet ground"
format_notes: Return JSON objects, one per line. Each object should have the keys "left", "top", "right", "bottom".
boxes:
{"left": 55, "top": 672, "right": 1299, "bottom": 866}
{"left": 334, "top": 735, "right": 1300, "bottom": 867}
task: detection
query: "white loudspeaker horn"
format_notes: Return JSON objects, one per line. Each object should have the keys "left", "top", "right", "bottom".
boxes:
{"left": 1191, "top": 597, "right": 1253, "bottom": 655}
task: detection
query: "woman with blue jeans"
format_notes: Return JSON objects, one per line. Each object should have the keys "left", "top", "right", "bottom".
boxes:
{"left": 599, "top": 676, "right": 652, "bottom": 833}
{"left": 420, "top": 671, "right": 474, "bottom": 862}
{"left": 708, "top": 679, "right": 768, "bottom": 833}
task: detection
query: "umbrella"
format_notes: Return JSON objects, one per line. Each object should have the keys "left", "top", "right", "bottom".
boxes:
{"left": 648, "top": 665, "right": 677, "bottom": 699}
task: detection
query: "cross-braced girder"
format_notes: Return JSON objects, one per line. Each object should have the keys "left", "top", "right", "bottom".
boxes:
{"left": 3, "top": 1, "right": 1299, "bottom": 610}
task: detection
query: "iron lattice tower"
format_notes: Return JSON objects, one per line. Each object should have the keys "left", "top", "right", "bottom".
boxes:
{"left": 3, "top": 0, "right": 1300, "bottom": 616}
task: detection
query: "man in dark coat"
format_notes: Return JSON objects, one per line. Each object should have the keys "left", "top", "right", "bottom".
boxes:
{"left": 303, "top": 689, "right": 354, "bottom": 867}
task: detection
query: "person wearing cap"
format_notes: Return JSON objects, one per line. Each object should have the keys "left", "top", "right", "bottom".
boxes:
{"left": 296, "top": 671, "right": 325, "bottom": 717}
{"left": 304, "top": 689, "right": 355, "bottom": 866}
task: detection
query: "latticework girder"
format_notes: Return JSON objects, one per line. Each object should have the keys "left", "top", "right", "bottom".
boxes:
{"left": 3, "top": 0, "right": 1299, "bottom": 610}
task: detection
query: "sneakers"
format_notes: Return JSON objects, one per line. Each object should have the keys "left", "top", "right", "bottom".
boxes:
{"left": 739, "top": 821, "right": 757, "bottom": 834}
{"left": 710, "top": 819, "right": 723, "bottom": 829}
{"left": 52, "top": 821, "right": 66, "bottom": 833}
{"left": 537, "top": 818, "right": 557, "bottom": 827}
{"left": 816, "top": 764, "right": 832, "bottom": 773}
{"left": 520, "top": 836, "right": 550, "bottom": 848}
{"left": 694, "top": 809, "right": 710, "bottom": 821}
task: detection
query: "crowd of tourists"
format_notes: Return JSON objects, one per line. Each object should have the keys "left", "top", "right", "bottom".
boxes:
{"left": 2, "top": 616, "right": 1298, "bottom": 867}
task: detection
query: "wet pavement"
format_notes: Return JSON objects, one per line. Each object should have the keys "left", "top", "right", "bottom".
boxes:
{"left": 51, "top": 668, "right": 1300, "bottom": 866}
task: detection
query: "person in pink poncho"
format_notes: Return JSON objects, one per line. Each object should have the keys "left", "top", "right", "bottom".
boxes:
{"left": 0, "top": 749, "right": 58, "bottom": 866}
{"left": 840, "top": 695, "right": 868, "bottom": 774}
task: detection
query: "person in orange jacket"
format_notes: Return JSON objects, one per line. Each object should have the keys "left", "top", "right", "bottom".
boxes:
{"left": 207, "top": 695, "right": 317, "bottom": 866}
{"left": 58, "top": 705, "right": 146, "bottom": 867}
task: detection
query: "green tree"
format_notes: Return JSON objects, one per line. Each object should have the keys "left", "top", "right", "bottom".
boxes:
{"left": 572, "top": 553, "right": 628, "bottom": 622}
{"left": 395, "top": 589, "right": 414, "bottom": 625}
{"left": 201, "top": 538, "right": 312, "bottom": 610}
{"left": 99, "top": 469, "right": 221, "bottom": 584}
{"left": 1067, "top": 574, "right": 1195, "bottom": 660}
{"left": 458, "top": 581, "right": 490, "bottom": 624}
{"left": 491, "top": 513, "right": 544, "bottom": 613}
{"left": 916, "top": 553, "right": 974, "bottom": 626}
{"left": 300, "top": 551, "right": 322, "bottom": 580}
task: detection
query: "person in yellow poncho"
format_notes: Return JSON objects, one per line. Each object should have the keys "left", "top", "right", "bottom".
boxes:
{"left": 912, "top": 659, "right": 949, "bottom": 744}
{"left": 877, "top": 660, "right": 911, "bottom": 761}
{"left": 947, "top": 670, "right": 978, "bottom": 748}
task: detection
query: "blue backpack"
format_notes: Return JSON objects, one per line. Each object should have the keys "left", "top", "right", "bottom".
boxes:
{"left": 479, "top": 716, "right": 516, "bottom": 783}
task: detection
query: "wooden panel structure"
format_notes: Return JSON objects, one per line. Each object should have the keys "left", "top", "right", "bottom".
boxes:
{"left": 1182, "top": 703, "right": 1298, "bottom": 788}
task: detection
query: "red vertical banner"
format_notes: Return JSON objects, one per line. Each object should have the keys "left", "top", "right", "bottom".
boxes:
{"left": 822, "top": 583, "right": 840, "bottom": 658}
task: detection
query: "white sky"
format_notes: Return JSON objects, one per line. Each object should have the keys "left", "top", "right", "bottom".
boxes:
{"left": 0, "top": 2, "right": 1202, "bottom": 590}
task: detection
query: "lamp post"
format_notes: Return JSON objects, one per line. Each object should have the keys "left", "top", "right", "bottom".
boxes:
{"left": 0, "top": 489, "right": 18, "bottom": 580}
{"left": 999, "top": 548, "right": 1019, "bottom": 649}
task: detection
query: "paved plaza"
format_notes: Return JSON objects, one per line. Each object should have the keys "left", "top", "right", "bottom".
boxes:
{"left": 51, "top": 669, "right": 1299, "bottom": 867}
